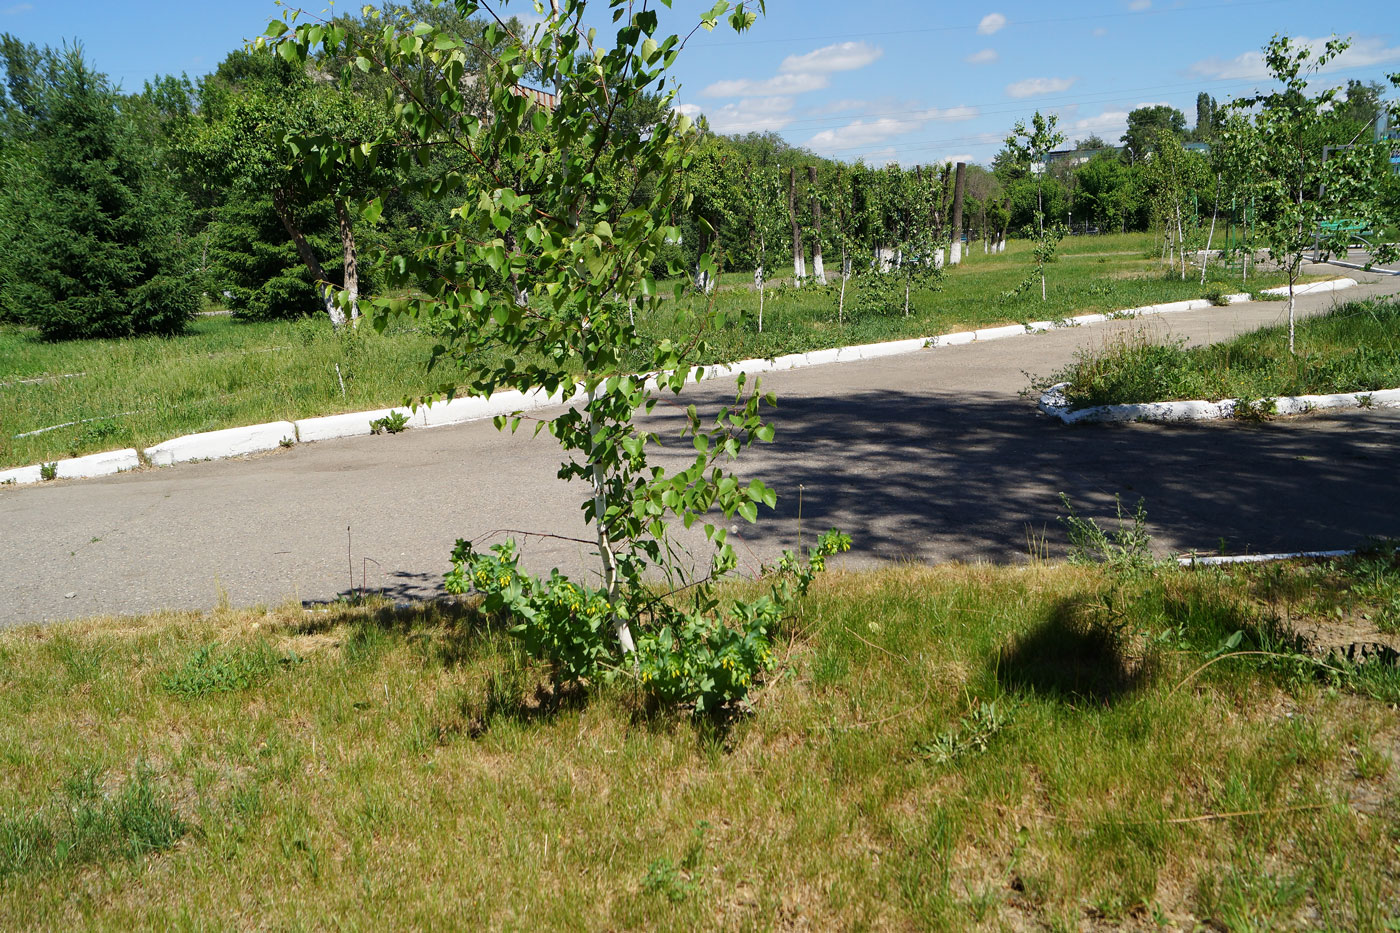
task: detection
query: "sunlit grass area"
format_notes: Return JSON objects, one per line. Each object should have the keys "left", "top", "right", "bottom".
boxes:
{"left": 3, "top": 556, "right": 1398, "bottom": 929}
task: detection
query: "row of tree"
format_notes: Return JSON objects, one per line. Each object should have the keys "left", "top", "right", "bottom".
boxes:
{"left": 0, "top": 7, "right": 1396, "bottom": 342}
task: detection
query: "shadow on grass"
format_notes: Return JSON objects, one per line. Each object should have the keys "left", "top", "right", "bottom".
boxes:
{"left": 993, "top": 597, "right": 1155, "bottom": 705}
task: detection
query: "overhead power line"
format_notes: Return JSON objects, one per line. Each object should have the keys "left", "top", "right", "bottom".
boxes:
{"left": 692, "top": 0, "right": 1303, "bottom": 49}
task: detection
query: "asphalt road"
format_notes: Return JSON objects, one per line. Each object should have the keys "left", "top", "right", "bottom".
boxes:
{"left": 5, "top": 268, "right": 1400, "bottom": 626}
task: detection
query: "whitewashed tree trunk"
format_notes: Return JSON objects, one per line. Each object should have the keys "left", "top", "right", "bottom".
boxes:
{"left": 947, "top": 161, "right": 967, "bottom": 266}
{"left": 273, "top": 187, "right": 346, "bottom": 330}
{"left": 588, "top": 386, "right": 634, "bottom": 654}
{"left": 335, "top": 201, "right": 361, "bottom": 325}
{"left": 838, "top": 250, "right": 849, "bottom": 323}
{"left": 807, "top": 165, "right": 826, "bottom": 285}
{"left": 1200, "top": 175, "right": 1220, "bottom": 286}
{"left": 788, "top": 167, "right": 806, "bottom": 285}
{"left": 933, "top": 248, "right": 945, "bottom": 269}
{"left": 756, "top": 267, "right": 765, "bottom": 332}
{"left": 693, "top": 265, "right": 714, "bottom": 293}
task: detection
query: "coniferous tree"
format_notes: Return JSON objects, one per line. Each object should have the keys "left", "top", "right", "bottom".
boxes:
{"left": 1, "top": 42, "right": 196, "bottom": 339}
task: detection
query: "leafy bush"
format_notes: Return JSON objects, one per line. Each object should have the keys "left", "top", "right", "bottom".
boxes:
{"left": 447, "top": 530, "right": 850, "bottom": 714}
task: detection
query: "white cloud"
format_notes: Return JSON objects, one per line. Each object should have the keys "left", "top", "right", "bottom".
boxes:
{"left": 1190, "top": 34, "right": 1400, "bottom": 81}
{"left": 1128, "top": 0, "right": 1151, "bottom": 11}
{"left": 692, "top": 96, "right": 797, "bottom": 134}
{"left": 977, "top": 12, "right": 1007, "bottom": 35}
{"left": 702, "top": 73, "right": 829, "bottom": 98}
{"left": 1066, "top": 110, "right": 1131, "bottom": 140}
{"left": 965, "top": 48, "right": 999, "bottom": 65}
{"left": 673, "top": 103, "right": 704, "bottom": 119}
{"left": 1005, "top": 76, "right": 1078, "bottom": 98}
{"left": 2, "top": 3, "right": 33, "bottom": 12}
{"left": 807, "top": 106, "right": 979, "bottom": 153}
{"left": 809, "top": 98, "right": 869, "bottom": 116}
{"left": 940, "top": 153, "right": 975, "bottom": 165}
{"left": 938, "top": 106, "right": 980, "bottom": 122}
{"left": 780, "top": 41, "right": 883, "bottom": 75}
{"left": 1092, "top": 27, "right": 1108, "bottom": 37}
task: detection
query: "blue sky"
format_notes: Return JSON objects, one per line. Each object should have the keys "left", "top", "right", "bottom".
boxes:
{"left": 4, "top": 0, "right": 1398, "bottom": 165}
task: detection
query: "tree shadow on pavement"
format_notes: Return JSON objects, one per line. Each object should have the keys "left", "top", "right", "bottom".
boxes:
{"left": 643, "top": 385, "right": 1400, "bottom": 567}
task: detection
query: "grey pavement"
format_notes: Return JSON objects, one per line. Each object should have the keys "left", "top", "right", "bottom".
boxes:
{"left": 4, "top": 267, "right": 1400, "bottom": 626}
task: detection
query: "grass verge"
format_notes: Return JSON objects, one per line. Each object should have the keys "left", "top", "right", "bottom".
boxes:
{"left": 2, "top": 557, "right": 1398, "bottom": 929}
{"left": 1, "top": 233, "right": 1306, "bottom": 469}
{"left": 1054, "top": 295, "right": 1400, "bottom": 410}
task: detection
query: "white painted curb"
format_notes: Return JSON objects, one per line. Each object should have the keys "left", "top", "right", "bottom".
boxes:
{"left": 0, "top": 448, "right": 143, "bottom": 486}
{"left": 145, "top": 421, "right": 297, "bottom": 467}
{"left": 0, "top": 276, "right": 1363, "bottom": 486}
{"left": 1260, "top": 277, "right": 1358, "bottom": 297}
{"left": 58, "top": 448, "right": 141, "bottom": 479}
{"left": 1040, "top": 383, "right": 1400, "bottom": 425}
{"left": 1177, "top": 548, "right": 1356, "bottom": 567}
{"left": 295, "top": 406, "right": 424, "bottom": 443}
{"left": 0, "top": 463, "right": 43, "bottom": 485}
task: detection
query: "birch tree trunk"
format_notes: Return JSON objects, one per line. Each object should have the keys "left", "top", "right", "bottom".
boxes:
{"left": 948, "top": 161, "right": 967, "bottom": 265}
{"left": 1175, "top": 204, "right": 1187, "bottom": 280}
{"left": 587, "top": 385, "right": 635, "bottom": 653}
{"left": 788, "top": 167, "right": 806, "bottom": 284}
{"left": 838, "top": 249, "right": 848, "bottom": 323}
{"left": 335, "top": 200, "right": 361, "bottom": 324}
{"left": 1200, "top": 174, "right": 1221, "bottom": 286}
{"left": 272, "top": 187, "right": 345, "bottom": 330}
{"left": 806, "top": 166, "right": 826, "bottom": 285}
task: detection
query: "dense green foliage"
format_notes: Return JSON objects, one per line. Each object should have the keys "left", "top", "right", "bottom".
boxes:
{"left": 0, "top": 41, "right": 197, "bottom": 339}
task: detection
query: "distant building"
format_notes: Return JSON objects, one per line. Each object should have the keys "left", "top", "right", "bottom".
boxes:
{"left": 1031, "top": 146, "right": 1124, "bottom": 173}
{"left": 511, "top": 84, "right": 559, "bottom": 111}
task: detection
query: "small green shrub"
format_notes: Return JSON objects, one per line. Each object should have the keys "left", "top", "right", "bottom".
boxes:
{"left": 1059, "top": 493, "right": 1158, "bottom": 575}
{"left": 1231, "top": 396, "right": 1277, "bottom": 421}
{"left": 39, "top": 462, "right": 57, "bottom": 481}
{"left": 446, "top": 530, "right": 850, "bottom": 714}
{"left": 369, "top": 411, "right": 409, "bottom": 435}
{"left": 158, "top": 640, "right": 299, "bottom": 698}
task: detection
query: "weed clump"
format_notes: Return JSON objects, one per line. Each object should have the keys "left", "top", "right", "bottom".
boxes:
{"left": 0, "top": 764, "right": 186, "bottom": 880}
{"left": 158, "top": 640, "right": 299, "bottom": 698}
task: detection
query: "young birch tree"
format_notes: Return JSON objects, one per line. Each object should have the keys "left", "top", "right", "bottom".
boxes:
{"left": 1003, "top": 111, "right": 1066, "bottom": 300}
{"left": 268, "top": 0, "right": 846, "bottom": 712}
{"left": 1227, "top": 35, "right": 1399, "bottom": 352}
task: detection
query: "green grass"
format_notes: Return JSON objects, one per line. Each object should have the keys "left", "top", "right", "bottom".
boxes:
{"left": 1, "top": 233, "right": 1307, "bottom": 469}
{"left": 1056, "top": 295, "right": 1400, "bottom": 409}
{"left": 2, "top": 559, "right": 1398, "bottom": 929}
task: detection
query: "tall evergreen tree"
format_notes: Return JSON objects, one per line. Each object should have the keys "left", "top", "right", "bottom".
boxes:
{"left": 0, "top": 42, "right": 196, "bottom": 339}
